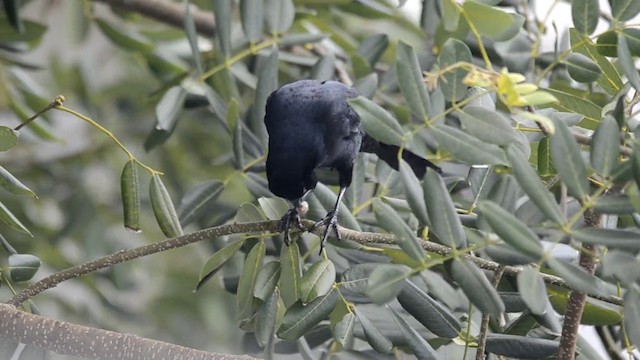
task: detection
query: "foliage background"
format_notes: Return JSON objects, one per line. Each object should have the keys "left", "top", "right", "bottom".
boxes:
{"left": 1, "top": 0, "right": 640, "bottom": 359}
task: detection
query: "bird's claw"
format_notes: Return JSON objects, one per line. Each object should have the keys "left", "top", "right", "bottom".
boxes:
{"left": 280, "top": 207, "right": 304, "bottom": 245}
{"left": 312, "top": 211, "right": 341, "bottom": 253}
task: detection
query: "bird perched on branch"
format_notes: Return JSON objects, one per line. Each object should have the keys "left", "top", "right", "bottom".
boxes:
{"left": 264, "top": 80, "right": 439, "bottom": 251}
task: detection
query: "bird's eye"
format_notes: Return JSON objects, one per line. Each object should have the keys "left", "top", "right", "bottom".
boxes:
{"left": 343, "top": 135, "right": 351, "bottom": 140}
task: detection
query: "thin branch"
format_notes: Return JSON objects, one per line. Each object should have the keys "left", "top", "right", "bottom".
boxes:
{"left": 8, "top": 221, "right": 281, "bottom": 307}
{"left": 476, "top": 266, "right": 505, "bottom": 360}
{"left": 92, "top": 0, "right": 216, "bottom": 37}
{"left": 0, "top": 304, "right": 257, "bottom": 360}
{"left": 8, "top": 220, "right": 624, "bottom": 308}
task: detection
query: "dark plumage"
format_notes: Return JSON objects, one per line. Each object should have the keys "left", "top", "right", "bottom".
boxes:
{"left": 264, "top": 80, "right": 439, "bottom": 250}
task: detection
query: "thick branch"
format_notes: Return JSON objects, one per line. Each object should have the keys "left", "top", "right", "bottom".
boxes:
{"left": 92, "top": 0, "right": 216, "bottom": 37}
{"left": 8, "top": 220, "right": 623, "bottom": 308}
{"left": 0, "top": 304, "right": 257, "bottom": 360}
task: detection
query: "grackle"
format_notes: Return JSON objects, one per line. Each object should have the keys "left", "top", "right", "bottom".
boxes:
{"left": 264, "top": 80, "right": 440, "bottom": 251}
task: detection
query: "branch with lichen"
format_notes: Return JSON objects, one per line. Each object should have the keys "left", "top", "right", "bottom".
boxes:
{"left": 7, "top": 219, "right": 623, "bottom": 308}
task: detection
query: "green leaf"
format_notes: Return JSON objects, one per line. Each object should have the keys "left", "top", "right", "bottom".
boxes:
{"left": 547, "top": 257, "right": 605, "bottom": 295}
{"left": 618, "top": 33, "right": 640, "bottom": 92}
{"left": 279, "top": 241, "right": 302, "bottom": 308}
{"left": 240, "top": 0, "right": 263, "bottom": 42}
{"left": 340, "top": 263, "right": 376, "bottom": 295}
{"left": 548, "top": 288, "right": 623, "bottom": 325}
{"left": 333, "top": 312, "right": 355, "bottom": 347}
{"left": 265, "top": 0, "right": 295, "bottom": 34}
{"left": 183, "top": 0, "right": 203, "bottom": 73}
{"left": 633, "top": 143, "right": 640, "bottom": 189}
{"left": 177, "top": 180, "right": 225, "bottom": 226}
{"left": 258, "top": 197, "right": 290, "bottom": 220}
{"left": 8, "top": 254, "right": 41, "bottom": 282}
{"left": 594, "top": 194, "right": 635, "bottom": 214}
{"left": 442, "top": 0, "right": 460, "bottom": 31}
{"left": 0, "top": 126, "right": 19, "bottom": 151}
{"left": 311, "top": 53, "right": 336, "bottom": 81}
{"left": 155, "top": 86, "right": 187, "bottom": 131}
{"left": 256, "top": 287, "right": 280, "bottom": 347}
{"left": 359, "top": 33, "right": 389, "bottom": 66}
{"left": 397, "top": 280, "right": 461, "bottom": 338}
{"left": 451, "top": 258, "right": 505, "bottom": 315}
{"left": 389, "top": 308, "right": 440, "bottom": 360}
{"left": 550, "top": 117, "right": 590, "bottom": 200}
{"left": 299, "top": 259, "right": 336, "bottom": 303}
{"left": 0, "top": 166, "right": 34, "bottom": 197}
{"left": 602, "top": 250, "right": 640, "bottom": 285}
{"left": 431, "top": 124, "right": 508, "bottom": 166}
{"left": 372, "top": 199, "right": 426, "bottom": 262}
{"left": 399, "top": 160, "right": 429, "bottom": 225}
{"left": 196, "top": 239, "right": 245, "bottom": 290}
{"left": 250, "top": 50, "right": 278, "bottom": 147}
{"left": 349, "top": 96, "right": 404, "bottom": 147}
{"left": 517, "top": 267, "right": 549, "bottom": 316}
{"left": 536, "top": 137, "right": 558, "bottom": 177}
{"left": 544, "top": 88, "right": 603, "bottom": 129}
{"left": 0, "top": 201, "right": 31, "bottom": 236}
{"left": 437, "top": 38, "right": 472, "bottom": 101}
{"left": 572, "top": 228, "right": 640, "bottom": 251}
{"left": 486, "top": 334, "right": 559, "bottom": 358}
{"left": 565, "top": 52, "right": 601, "bottom": 83}
{"left": 237, "top": 240, "right": 266, "bottom": 319}
{"left": 365, "top": 264, "right": 410, "bottom": 305}
{"left": 423, "top": 171, "right": 466, "bottom": 248}
{"left": 396, "top": 41, "right": 431, "bottom": 120}
{"left": 353, "top": 307, "right": 393, "bottom": 354}
{"left": 212, "top": 0, "right": 232, "bottom": 58}
{"left": 94, "top": 18, "right": 153, "bottom": 52}
{"left": 277, "top": 289, "right": 339, "bottom": 341}
{"left": 149, "top": 175, "right": 183, "bottom": 238}
{"left": 623, "top": 287, "right": 640, "bottom": 347}
{"left": 254, "top": 260, "right": 282, "bottom": 300}
{"left": 507, "top": 146, "right": 563, "bottom": 223}
{"left": 2, "top": 0, "right": 23, "bottom": 32}
{"left": 462, "top": 1, "right": 515, "bottom": 39}
{"left": 572, "top": 0, "right": 599, "bottom": 34}
{"left": 610, "top": 0, "right": 640, "bottom": 21}
{"left": 591, "top": 116, "right": 620, "bottom": 177}
{"left": 478, "top": 201, "right": 544, "bottom": 259}
{"left": 120, "top": 160, "right": 140, "bottom": 233}
{"left": 280, "top": 33, "right": 326, "bottom": 46}
{"left": 458, "top": 106, "right": 519, "bottom": 145}
{"left": 570, "top": 29, "right": 623, "bottom": 96}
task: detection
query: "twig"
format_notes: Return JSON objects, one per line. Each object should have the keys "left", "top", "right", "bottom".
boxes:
{"left": 476, "top": 266, "right": 505, "bottom": 360}
{"left": 8, "top": 220, "right": 624, "bottom": 307}
{"left": 92, "top": 0, "right": 216, "bottom": 36}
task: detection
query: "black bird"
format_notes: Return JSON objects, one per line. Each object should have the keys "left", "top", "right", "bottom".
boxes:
{"left": 264, "top": 80, "right": 439, "bottom": 250}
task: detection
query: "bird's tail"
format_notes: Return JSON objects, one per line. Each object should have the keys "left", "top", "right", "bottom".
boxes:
{"left": 360, "top": 134, "right": 441, "bottom": 178}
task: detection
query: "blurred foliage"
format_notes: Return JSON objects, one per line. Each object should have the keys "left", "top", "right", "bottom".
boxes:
{"left": 1, "top": 0, "right": 640, "bottom": 359}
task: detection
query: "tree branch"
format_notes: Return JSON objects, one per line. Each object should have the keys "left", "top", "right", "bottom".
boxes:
{"left": 8, "top": 220, "right": 624, "bottom": 308}
{"left": 0, "top": 304, "right": 257, "bottom": 360}
{"left": 92, "top": 0, "right": 216, "bottom": 37}
{"left": 558, "top": 209, "right": 602, "bottom": 360}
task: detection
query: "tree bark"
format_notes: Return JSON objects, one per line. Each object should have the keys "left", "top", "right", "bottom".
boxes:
{"left": 0, "top": 304, "right": 257, "bottom": 360}
{"left": 92, "top": 0, "right": 216, "bottom": 37}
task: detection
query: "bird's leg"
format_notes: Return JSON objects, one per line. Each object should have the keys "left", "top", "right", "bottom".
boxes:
{"left": 280, "top": 190, "right": 312, "bottom": 245}
{"left": 312, "top": 186, "right": 347, "bottom": 252}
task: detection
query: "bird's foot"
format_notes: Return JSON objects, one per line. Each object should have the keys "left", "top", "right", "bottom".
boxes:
{"left": 311, "top": 211, "right": 341, "bottom": 253}
{"left": 279, "top": 207, "right": 304, "bottom": 245}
